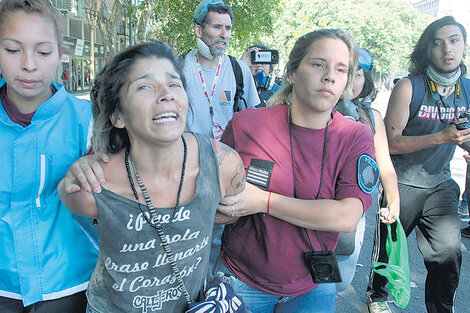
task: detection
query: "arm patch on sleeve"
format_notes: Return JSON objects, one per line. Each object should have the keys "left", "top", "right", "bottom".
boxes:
{"left": 357, "top": 154, "right": 380, "bottom": 194}
{"left": 246, "top": 159, "right": 274, "bottom": 190}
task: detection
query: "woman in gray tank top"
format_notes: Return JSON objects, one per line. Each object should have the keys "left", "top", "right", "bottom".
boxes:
{"left": 57, "top": 42, "right": 245, "bottom": 313}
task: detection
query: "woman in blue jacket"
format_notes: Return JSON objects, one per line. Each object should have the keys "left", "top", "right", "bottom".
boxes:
{"left": 0, "top": 0, "right": 98, "bottom": 311}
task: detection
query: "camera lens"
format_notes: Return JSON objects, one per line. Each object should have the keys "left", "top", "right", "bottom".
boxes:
{"left": 313, "top": 263, "right": 333, "bottom": 279}
{"left": 456, "top": 110, "right": 470, "bottom": 130}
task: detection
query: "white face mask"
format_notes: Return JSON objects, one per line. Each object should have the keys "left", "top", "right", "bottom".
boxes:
{"left": 196, "top": 37, "right": 214, "bottom": 60}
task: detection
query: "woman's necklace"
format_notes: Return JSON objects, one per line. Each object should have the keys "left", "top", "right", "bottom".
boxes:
{"left": 124, "top": 136, "right": 193, "bottom": 306}
{"left": 124, "top": 135, "right": 187, "bottom": 229}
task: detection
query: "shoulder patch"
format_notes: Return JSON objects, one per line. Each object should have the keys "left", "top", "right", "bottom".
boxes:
{"left": 357, "top": 154, "right": 380, "bottom": 194}
{"left": 246, "top": 158, "right": 274, "bottom": 190}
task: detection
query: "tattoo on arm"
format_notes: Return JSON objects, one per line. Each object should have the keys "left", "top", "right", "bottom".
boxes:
{"left": 216, "top": 142, "right": 246, "bottom": 196}
{"left": 230, "top": 161, "right": 245, "bottom": 193}
{"left": 216, "top": 143, "right": 232, "bottom": 166}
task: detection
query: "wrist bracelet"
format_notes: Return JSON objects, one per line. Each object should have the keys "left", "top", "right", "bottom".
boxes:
{"left": 266, "top": 191, "right": 272, "bottom": 216}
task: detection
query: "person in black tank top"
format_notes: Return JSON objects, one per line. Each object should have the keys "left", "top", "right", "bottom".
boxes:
{"left": 367, "top": 16, "right": 470, "bottom": 313}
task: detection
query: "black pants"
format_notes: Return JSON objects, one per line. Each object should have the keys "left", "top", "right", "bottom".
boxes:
{"left": 0, "top": 291, "right": 87, "bottom": 313}
{"left": 367, "top": 180, "right": 462, "bottom": 313}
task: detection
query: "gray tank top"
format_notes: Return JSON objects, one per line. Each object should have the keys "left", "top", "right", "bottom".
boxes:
{"left": 392, "top": 86, "right": 466, "bottom": 188}
{"left": 87, "top": 133, "right": 221, "bottom": 313}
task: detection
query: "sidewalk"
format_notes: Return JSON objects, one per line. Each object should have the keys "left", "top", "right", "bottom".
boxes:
{"left": 71, "top": 89, "right": 91, "bottom": 101}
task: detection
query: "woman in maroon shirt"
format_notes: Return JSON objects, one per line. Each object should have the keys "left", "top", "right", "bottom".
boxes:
{"left": 216, "top": 29, "right": 377, "bottom": 313}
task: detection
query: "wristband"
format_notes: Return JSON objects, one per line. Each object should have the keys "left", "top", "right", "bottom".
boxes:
{"left": 266, "top": 191, "right": 272, "bottom": 216}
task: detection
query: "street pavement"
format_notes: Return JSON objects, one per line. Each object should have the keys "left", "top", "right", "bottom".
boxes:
{"left": 335, "top": 188, "right": 470, "bottom": 313}
{"left": 74, "top": 88, "right": 470, "bottom": 313}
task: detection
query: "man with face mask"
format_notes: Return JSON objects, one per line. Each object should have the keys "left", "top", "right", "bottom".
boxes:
{"left": 183, "top": 0, "right": 260, "bottom": 141}
{"left": 367, "top": 16, "right": 470, "bottom": 313}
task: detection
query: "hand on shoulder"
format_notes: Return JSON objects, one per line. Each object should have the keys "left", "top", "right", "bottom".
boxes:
{"left": 63, "top": 153, "right": 109, "bottom": 194}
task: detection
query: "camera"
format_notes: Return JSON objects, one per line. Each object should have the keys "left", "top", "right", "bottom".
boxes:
{"left": 303, "top": 251, "right": 342, "bottom": 283}
{"left": 251, "top": 50, "right": 279, "bottom": 64}
{"left": 456, "top": 110, "right": 470, "bottom": 130}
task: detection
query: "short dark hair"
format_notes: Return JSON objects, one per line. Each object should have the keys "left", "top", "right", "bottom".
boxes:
{"left": 91, "top": 41, "right": 186, "bottom": 154}
{"left": 198, "top": 4, "right": 234, "bottom": 27}
{"left": 409, "top": 16, "right": 467, "bottom": 75}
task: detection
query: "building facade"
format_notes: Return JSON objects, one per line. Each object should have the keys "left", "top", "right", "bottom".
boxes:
{"left": 54, "top": 0, "right": 106, "bottom": 91}
{"left": 411, "top": 0, "right": 470, "bottom": 43}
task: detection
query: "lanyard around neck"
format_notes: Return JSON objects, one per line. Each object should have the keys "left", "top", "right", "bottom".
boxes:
{"left": 427, "top": 76, "right": 462, "bottom": 101}
{"left": 289, "top": 111, "right": 329, "bottom": 251}
{"left": 427, "top": 76, "right": 462, "bottom": 121}
{"left": 196, "top": 53, "right": 223, "bottom": 126}
{"left": 289, "top": 113, "right": 328, "bottom": 199}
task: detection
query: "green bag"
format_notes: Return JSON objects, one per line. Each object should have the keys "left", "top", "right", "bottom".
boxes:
{"left": 372, "top": 216, "right": 411, "bottom": 309}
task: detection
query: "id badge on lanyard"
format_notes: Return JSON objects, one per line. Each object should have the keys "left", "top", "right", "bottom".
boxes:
{"left": 212, "top": 123, "right": 224, "bottom": 141}
{"left": 196, "top": 53, "right": 224, "bottom": 140}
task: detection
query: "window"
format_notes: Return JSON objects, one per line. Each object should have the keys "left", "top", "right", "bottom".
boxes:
{"left": 69, "top": 19, "right": 82, "bottom": 39}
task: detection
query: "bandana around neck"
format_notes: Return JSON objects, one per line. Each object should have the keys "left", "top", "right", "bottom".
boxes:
{"left": 426, "top": 66, "right": 461, "bottom": 87}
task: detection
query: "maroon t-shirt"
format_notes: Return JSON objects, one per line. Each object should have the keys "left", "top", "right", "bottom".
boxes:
{"left": 220, "top": 104, "right": 374, "bottom": 296}
{"left": 0, "top": 86, "right": 36, "bottom": 127}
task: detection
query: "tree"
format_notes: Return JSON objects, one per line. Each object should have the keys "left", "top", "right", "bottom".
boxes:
{"left": 95, "top": 0, "right": 127, "bottom": 63}
{"left": 151, "top": 0, "right": 282, "bottom": 56}
{"left": 264, "top": 0, "right": 432, "bottom": 82}
{"left": 93, "top": 0, "right": 157, "bottom": 63}
{"left": 92, "top": 0, "right": 281, "bottom": 62}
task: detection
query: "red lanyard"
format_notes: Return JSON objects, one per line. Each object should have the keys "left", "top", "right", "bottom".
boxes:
{"left": 196, "top": 53, "right": 223, "bottom": 126}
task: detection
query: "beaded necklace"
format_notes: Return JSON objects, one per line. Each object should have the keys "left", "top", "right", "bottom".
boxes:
{"left": 124, "top": 135, "right": 192, "bottom": 305}
{"left": 124, "top": 135, "right": 187, "bottom": 229}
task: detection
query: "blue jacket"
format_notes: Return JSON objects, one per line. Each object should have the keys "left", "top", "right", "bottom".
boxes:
{"left": 0, "top": 80, "right": 99, "bottom": 306}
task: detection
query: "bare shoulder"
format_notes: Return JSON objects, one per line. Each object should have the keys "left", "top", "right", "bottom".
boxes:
{"left": 385, "top": 78, "right": 413, "bottom": 123}
{"left": 371, "top": 109, "right": 385, "bottom": 130}
{"left": 100, "top": 150, "right": 128, "bottom": 192}
{"left": 101, "top": 151, "right": 125, "bottom": 177}
{"left": 371, "top": 108, "right": 383, "bottom": 119}
{"left": 390, "top": 78, "right": 413, "bottom": 106}
{"left": 214, "top": 140, "right": 238, "bottom": 165}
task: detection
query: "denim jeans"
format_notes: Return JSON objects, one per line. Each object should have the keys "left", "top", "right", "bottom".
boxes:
{"left": 214, "top": 258, "right": 336, "bottom": 313}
